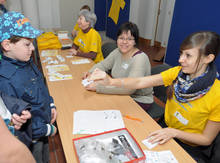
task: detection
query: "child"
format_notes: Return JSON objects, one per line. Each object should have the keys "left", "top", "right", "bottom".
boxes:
{"left": 71, "top": 5, "right": 91, "bottom": 38}
{"left": 0, "top": 11, "right": 57, "bottom": 163}
{"left": 0, "top": 91, "right": 32, "bottom": 147}
{"left": 90, "top": 31, "right": 220, "bottom": 163}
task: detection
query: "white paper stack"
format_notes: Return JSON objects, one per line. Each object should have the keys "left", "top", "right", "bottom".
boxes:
{"left": 144, "top": 150, "right": 178, "bottom": 163}
{"left": 73, "top": 110, "right": 125, "bottom": 134}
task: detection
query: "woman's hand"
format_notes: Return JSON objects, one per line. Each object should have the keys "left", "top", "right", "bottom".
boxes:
{"left": 12, "top": 110, "right": 31, "bottom": 130}
{"left": 148, "top": 128, "right": 178, "bottom": 144}
{"left": 85, "top": 82, "right": 97, "bottom": 91}
{"left": 68, "top": 48, "right": 78, "bottom": 55}
{"left": 88, "top": 68, "right": 112, "bottom": 86}
{"left": 82, "top": 71, "right": 91, "bottom": 80}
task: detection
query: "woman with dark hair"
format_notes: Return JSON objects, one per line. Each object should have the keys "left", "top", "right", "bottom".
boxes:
{"left": 90, "top": 31, "right": 220, "bottom": 163}
{"left": 84, "top": 22, "right": 154, "bottom": 111}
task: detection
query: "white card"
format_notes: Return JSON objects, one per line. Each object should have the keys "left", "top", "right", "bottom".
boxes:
{"left": 142, "top": 137, "right": 159, "bottom": 149}
{"left": 82, "top": 79, "right": 94, "bottom": 87}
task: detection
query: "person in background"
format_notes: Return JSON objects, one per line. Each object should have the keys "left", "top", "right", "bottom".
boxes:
{"left": 0, "top": 0, "right": 7, "bottom": 15}
{"left": 0, "top": 11, "right": 57, "bottom": 163}
{"left": 0, "top": 117, "right": 36, "bottom": 163}
{"left": 84, "top": 22, "right": 154, "bottom": 111}
{"left": 69, "top": 9, "right": 104, "bottom": 63}
{"left": 90, "top": 31, "right": 220, "bottom": 163}
{"left": 71, "top": 5, "right": 91, "bottom": 38}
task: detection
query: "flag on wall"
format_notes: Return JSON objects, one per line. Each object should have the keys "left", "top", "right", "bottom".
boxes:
{"left": 108, "top": 0, "right": 125, "bottom": 24}
{"left": 94, "top": 0, "right": 130, "bottom": 40}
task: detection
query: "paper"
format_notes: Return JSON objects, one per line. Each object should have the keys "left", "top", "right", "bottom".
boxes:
{"left": 58, "top": 31, "right": 68, "bottom": 39}
{"left": 144, "top": 150, "right": 178, "bottom": 163}
{"left": 71, "top": 59, "right": 90, "bottom": 64}
{"left": 41, "top": 50, "right": 58, "bottom": 57}
{"left": 48, "top": 72, "right": 72, "bottom": 81}
{"left": 66, "top": 55, "right": 74, "bottom": 58}
{"left": 142, "top": 137, "right": 159, "bottom": 149}
{"left": 82, "top": 79, "right": 94, "bottom": 87}
{"left": 46, "top": 64, "right": 69, "bottom": 73}
{"left": 73, "top": 110, "right": 125, "bottom": 134}
{"left": 56, "top": 55, "right": 65, "bottom": 62}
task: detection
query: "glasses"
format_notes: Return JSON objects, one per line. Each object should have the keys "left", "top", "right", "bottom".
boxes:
{"left": 118, "top": 37, "right": 135, "bottom": 42}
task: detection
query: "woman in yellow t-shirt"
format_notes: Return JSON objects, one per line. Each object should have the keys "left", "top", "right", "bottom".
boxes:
{"left": 69, "top": 9, "right": 104, "bottom": 63}
{"left": 89, "top": 31, "right": 220, "bottom": 163}
{"left": 71, "top": 5, "right": 91, "bottom": 38}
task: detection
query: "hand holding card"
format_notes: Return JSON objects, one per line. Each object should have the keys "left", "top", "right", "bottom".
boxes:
{"left": 89, "top": 68, "right": 107, "bottom": 81}
{"left": 82, "top": 79, "right": 94, "bottom": 87}
{"left": 142, "top": 137, "right": 159, "bottom": 149}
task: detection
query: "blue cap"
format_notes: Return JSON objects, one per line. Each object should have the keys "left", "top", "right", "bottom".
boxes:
{"left": 0, "top": 11, "right": 43, "bottom": 42}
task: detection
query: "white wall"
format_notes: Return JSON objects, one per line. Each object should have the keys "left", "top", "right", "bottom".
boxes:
{"left": 6, "top": 0, "right": 22, "bottom": 12}
{"left": 156, "top": 0, "right": 175, "bottom": 47}
{"left": 6, "top": 0, "right": 174, "bottom": 48}
{"left": 59, "top": 0, "right": 94, "bottom": 34}
{"left": 129, "top": 0, "right": 175, "bottom": 47}
{"left": 6, "top": 0, "right": 94, "bottom": 34}
{"left": 6, "top": 0, "right": 61, "bottom": 29}
{"left": 130, "top": 0, "right": 156, "bottom": 40}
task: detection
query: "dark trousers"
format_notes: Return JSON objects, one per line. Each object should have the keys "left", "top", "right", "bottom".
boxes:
{"left": 135, "top": 101, "right": 152, "bottom": 111}
{"left": 158, "top": 117, "right": 220, "bottom": 163}
{"left": 30, "top": 137, "right": 50, "bottom": 163}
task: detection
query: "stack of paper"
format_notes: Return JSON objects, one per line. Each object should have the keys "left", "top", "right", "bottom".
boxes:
{"left": 58, "top": 31, "right": 72, "bottom": 48}
{"left": 144, "top": 150, "right": 178, "bottom": 163}
{"left": 71, "top": 59, "right": 90, "bottom": 64}
{"left": 73, "top": 110, "right": 125, "bottom": 134}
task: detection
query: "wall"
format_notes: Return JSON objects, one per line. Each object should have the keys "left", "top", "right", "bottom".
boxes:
{"left": 156, "top": 0, "right": 175, "bottom": 47}
{"left": 6, "top": 0, "right": 61, "bottom": 29}
{"left": 129, "top": 0, "right": 175, "bottom": 47}
{"left": 59, "top": 0, "right": 94, "bottom": 34}
{"left": 165, "top": 0, "right": 220, "bottom": 73}
{"left": 6, "top": 0, "right": 174, "bottom": 48}
{"left": 129, "top": 0, "right": 155, "bottom": 40}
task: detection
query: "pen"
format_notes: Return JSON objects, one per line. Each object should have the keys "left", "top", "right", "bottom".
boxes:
{"left": 123, "top": 115, "right": 143, "bottom": 123}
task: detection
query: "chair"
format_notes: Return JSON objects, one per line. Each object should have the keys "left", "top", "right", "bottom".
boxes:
{"left": 146, "top": 63, "right": 172, "bottom": 119}
{"left": 151, "top": 63, "right": 172, "bottom": 103}
{"left": 101, "top": 42, "right": 117, "bottom": 58}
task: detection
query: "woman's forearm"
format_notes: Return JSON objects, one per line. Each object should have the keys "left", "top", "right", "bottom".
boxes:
{"left": 109, "top": 74, "right": 164, "bottom": 90}
{"left": 175, "top": 129, "right": 216, "bottom": 146}
{"left": 77, "top": 51, "right": 97, "bottom": 60}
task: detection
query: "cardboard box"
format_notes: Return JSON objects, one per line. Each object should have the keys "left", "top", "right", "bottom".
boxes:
{"left": 73, "top": 128, "right": 145, "bottom": 163}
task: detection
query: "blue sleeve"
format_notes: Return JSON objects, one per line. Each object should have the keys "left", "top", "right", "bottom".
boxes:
{"left": 0, "top": 91, "right": 31, "bottom": 114}
{"left": 0, "top": 92, "right": 33, "bottom": 147}
{"left": 31, "top": 112, "right": 48, "bottom": 139}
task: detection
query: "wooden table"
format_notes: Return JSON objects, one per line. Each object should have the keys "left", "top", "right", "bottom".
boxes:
{"left": 39, "top": 49, "right": 196, "bottom": 163}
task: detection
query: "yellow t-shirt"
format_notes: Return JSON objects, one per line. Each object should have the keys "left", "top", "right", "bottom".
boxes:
{"left": 161, "top": 66, "right": 220, "bottom": 134}
{"left": 73, "top": 28, "right": 104, "bottom": 63}
{"left": 74, "top": 23, "right": 80, "bottom": 32}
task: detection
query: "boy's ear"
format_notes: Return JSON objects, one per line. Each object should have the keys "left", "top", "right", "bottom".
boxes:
{"left": 1, "top": 40, "right": 11, "bottom": 51}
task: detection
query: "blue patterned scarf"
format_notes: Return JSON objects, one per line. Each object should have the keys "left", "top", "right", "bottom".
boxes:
{"left": 174, "top": 64, "right": 218, "bottom": 103}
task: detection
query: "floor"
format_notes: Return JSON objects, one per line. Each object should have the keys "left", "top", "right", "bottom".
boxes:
{"left": 48, "top": 44, "right": 165, "bottom": 163}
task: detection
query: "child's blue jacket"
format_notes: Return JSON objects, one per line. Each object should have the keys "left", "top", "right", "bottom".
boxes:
{"left": 0, "top": 55, "right": 54, "bottom": 139}
{"left": 0, "top": 91, "right": 32, "bottom": 147}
